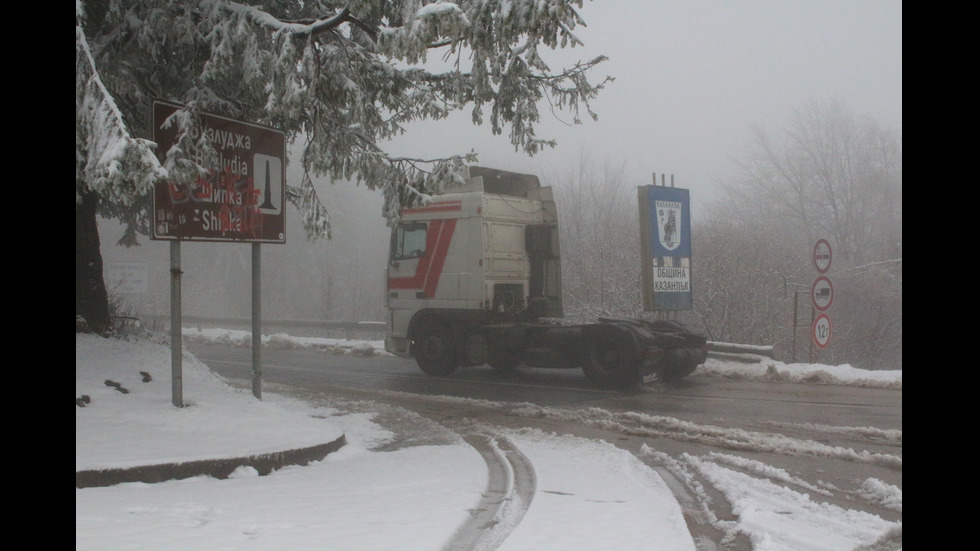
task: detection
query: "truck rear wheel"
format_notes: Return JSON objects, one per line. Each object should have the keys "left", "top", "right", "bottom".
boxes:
{"left": 581, "top": 329, "right": 639, "bottom": 389}
{"left": 657, "top": 348, "right": 701, "bottom": 381}
{"left": 412, "top": 319, "right": 458, "bottom": 376}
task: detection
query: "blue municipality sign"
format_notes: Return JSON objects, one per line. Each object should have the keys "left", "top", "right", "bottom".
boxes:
{"left": 638, "top": 185, "right": 693, "bottom": 310}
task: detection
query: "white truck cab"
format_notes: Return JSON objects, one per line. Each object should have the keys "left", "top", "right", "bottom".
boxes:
{"left": 386, "top": 166, "right": 562, "bottom": 356}
{"left": 384, "top": 166, "right": 707, "bottom": 388}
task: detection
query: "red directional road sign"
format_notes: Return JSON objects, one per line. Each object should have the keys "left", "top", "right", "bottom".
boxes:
{"left": 812, "top": 313, "right": 832, "bottom": 349}
{"left": 151, "top": 100, "right": 286, "bottom": 243}
{"left": 811, "top": 276, "right": 834, "bottom": 312}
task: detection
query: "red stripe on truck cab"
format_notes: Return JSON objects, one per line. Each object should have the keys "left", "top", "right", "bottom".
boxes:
{"left": 388, "top": 218, "right": 458, "bottom": 297}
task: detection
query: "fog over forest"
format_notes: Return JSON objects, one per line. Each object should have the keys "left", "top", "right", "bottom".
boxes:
{"left": 100, "top": 145, "right": 392, "bottom": 324}
{"left": 93, "top": 2, "right": 900, "bottom": 372}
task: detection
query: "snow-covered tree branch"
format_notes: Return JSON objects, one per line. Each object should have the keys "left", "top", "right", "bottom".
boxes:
{"left": 75, "top": 0, "right": 610, "bottom": 334}
{"left": 75, "top": 24, "right": 166, "bottom": 207}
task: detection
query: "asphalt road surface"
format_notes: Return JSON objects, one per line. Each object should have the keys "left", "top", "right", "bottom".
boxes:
{"left": 187, "top": 342, "right": 902, "bottom": 550}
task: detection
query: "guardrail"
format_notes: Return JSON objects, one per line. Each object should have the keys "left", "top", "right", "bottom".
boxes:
{"left": 136, "top": 315, "right": 775, "bottom": 361}
{"left": 706, "top": 341, "right": 775, "bottom": 362}
{"left": 141, "top": 315, "right": 386, "bottom": 340}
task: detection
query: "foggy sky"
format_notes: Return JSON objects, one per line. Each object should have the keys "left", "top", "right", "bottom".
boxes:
{"left": 385, "top": 1, "right": 902, "bottom": 204}
{"left": 101, "top": 1, "right": 902, "bottom": 320}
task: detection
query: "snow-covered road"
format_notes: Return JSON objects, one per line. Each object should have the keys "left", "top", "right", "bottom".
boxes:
{"left": 77, "top": 331, "right": 902, "bottom": 550}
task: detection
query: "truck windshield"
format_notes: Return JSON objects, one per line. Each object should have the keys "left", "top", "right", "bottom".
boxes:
{"left": 390, "top": 221, "right": 427, "bottom": 261}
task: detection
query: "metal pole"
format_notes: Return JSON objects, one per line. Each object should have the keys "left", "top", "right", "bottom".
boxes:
{"left": 791, "top": 291, "right": 799, "bottom": 363}
{"left": 808, "top": 305, "right": 815, "bottom": 363}
{"left": 251, "top": 243, "right": 262, "bottom": 400}
{"left": 170, "top": 241, "right": 183, "bottom": 408}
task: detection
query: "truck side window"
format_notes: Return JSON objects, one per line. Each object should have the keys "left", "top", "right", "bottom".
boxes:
{"left": 391, "top": 222, "right": 427, "bottom": 261}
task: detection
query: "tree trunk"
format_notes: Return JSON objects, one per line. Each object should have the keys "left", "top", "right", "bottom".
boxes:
{"left": 76, "top": 190, "right": 110, "bottom": 335}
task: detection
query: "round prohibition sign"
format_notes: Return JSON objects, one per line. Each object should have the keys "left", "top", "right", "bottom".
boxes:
{"left": 812, "top": 313, "right": 832, "bottom": 349}
{"left": 813, "top": 239, "right": 832, "bottom": 274}
{"left": 811, "top": 276, "right": 834, "bottom": 312}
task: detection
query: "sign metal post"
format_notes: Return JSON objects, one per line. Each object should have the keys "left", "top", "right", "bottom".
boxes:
{"left": 151, "top": 100, "right": 286, "bottom": 405}
{"left": 809, "top": 239, "right": 834, "bottom": 353}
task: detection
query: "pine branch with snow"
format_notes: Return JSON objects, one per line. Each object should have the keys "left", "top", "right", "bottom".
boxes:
{"left": 76, "top": 0, "right": 609, "bottom": 332}
{"left": 77, "top": 0, "right": 609, "bottom": 232}
{"left": 75, "top": 24, "right": 166, "bottom": 207}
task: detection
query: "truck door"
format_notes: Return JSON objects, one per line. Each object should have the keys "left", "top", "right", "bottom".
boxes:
{"left": 388, "top": 221, "right": 427, "bottom": 298}
{"left": 387, "top": 219, "right": 457, "bottom": 300}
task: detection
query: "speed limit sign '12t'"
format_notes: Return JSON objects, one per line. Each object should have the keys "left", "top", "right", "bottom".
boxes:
{"left": 812, "top": 313, "right": 832, "bottom": 349}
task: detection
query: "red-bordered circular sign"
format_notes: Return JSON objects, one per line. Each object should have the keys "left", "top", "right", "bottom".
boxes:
{"left": 812, "top": 313, "right": 832, "bottom": 349}
{"left": 811, "top": 276, "right": 834, "bottom": 312}
{"left": 813, "top": 239, "right": 832, "bottom": 274}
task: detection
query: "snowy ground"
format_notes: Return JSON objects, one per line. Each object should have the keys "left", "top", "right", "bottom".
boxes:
{"left": 76, "top": 329, "right": 901, "bottom": 551}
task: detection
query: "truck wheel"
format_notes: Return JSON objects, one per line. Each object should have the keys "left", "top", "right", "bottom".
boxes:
{"left": 657, "top": 349, "right": 700, "bottom": 382}
{"left": 487, "top": 347, "right": 523, "bottom": 372}
{"left": 413, "top": 319, "right": 458, "bottom": 376}
{"left": 582, "top": 331, "right": 639, "bottom": 389}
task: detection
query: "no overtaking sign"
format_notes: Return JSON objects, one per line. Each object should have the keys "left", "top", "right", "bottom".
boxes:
{"left": 813, "top": 239, "right": 832, "bottom": 273}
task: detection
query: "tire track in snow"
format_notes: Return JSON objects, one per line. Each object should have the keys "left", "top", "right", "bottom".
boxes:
{"left": 442, "top": 427, "right": 536, "bottom": 551}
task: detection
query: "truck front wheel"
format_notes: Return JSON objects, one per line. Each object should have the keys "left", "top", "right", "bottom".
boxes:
{"left": 582, "top": 330, "right": 639, "bottom": 389}
{"left": 412, "top": 319, "right": 458, "bottom": 376}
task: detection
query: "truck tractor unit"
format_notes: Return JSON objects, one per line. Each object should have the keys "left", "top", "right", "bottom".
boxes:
{"left": 384, "top": 166, "right": 707, "bottom": 388}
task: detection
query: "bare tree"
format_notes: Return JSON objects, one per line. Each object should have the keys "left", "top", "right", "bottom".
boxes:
{"left": 546, "top": 152, "right": 642, "bottom": 321}
{"left": 702, "top": 99, "right": 902, "bottom": 369}
{"left": 725, "top": 99, "right": 902, "bottom": 265}
{"left": 690, "top": 215, "right": 803, "bottom": 350}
